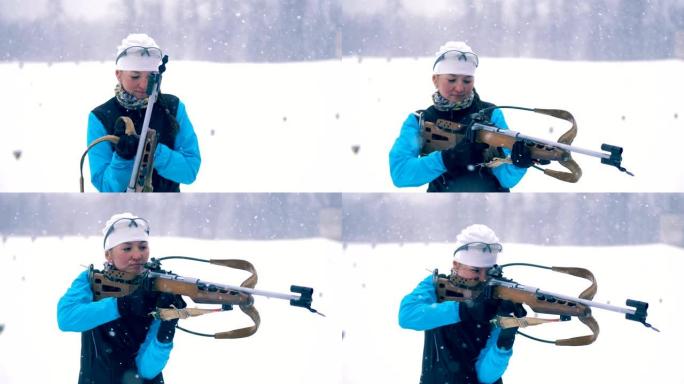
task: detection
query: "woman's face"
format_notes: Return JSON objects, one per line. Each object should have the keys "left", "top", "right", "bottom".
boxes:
{"left": 432, "top": 74, "right": 475, "bottom": 104}
{"left": 116, "top": 70, "right": 152, "bottom": 100}
{"left": 452, "top": 261, "right": 488, "bottom": 282}
{"left": 105, "top": 241, "right": 150, "bottom": 274}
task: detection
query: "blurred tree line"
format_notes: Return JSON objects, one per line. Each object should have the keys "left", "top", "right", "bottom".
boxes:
{"left": 0, "top": 194, "right": 341, "bottom": 240}
{"left": 1, "top": 0, "right": 683, "bottom": 63}
{"left": 1, "top": 194, "right": 682, "bottom": 246}
{"left": 341, "top": 193, "right": 684, "bottom": 246}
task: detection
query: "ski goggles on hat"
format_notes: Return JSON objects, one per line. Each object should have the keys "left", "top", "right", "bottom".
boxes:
{"left": 115, "top": 46, "right": 163, "bottom": 65}
{"left": 453, "top": 242, "right": 502, "bottom": 256}
{"left": 433, "top": 50, "right": 479, "bottom": 71}
{"left": 103, "top": 217, "right": 150, "bottom": 248}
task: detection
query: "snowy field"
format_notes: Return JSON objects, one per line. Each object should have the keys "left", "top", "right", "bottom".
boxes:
{"left": 1, "top": 57, "right": 683, "bottom": 192}
{"left": 0, "top": 235, "right": 680, "bottom": 383}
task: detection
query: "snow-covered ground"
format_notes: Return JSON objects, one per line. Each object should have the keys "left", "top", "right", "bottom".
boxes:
{"left": 1, "top": 57, "right": 682, "bottom": 192}
{"left": 0, "top": 235, "right": 679, "bottom": 383}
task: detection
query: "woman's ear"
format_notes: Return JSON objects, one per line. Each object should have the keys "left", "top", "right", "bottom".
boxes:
{"left": 104, "top": 249, "right": 112, "bottom": 262}
{"left": 432, "top": 74, "right": 438, "bottom": 87}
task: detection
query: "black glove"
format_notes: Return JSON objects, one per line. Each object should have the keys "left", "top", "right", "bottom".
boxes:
{"left": 117, "top": 285, "right": 156, "bottom": 318}
{"left": 458, "top": 286, "right": 499, "bottom": 324}
{"left": 497, "top": 327, "right": 518, "bottom": 349}
{"left": 441, "top": 140, "right": 489, "bottom": 173}
{"left": 495, "top": 301, "right": 525, "bottom": 349}
{"left": 497, "top": 300, "right": 527, "bottom": 318}
{"left": 156, "top": 292, "right": 187, "bottom": 310}
{"left": 157, "top": 318, "right": 178, "bottom": 343}
{"left": 155, "top": 293, "right": 186, "bottom": 343}
{"left": 114, "top": 117, "right": 139, "bottom": 160}
{"left": 511, "top": 140, "right": 533, "bottom": 168}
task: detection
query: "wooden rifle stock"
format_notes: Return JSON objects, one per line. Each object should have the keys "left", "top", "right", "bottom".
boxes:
{"left": 491, "top": 285, "right": 590, "bottom": 318}
{"left": 434, "top": 272, "right": 592, "bottom": 319}
{"left": 130, "top": 127, "right": 158, "bottom": 192}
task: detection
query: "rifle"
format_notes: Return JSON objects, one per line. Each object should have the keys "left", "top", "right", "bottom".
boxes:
{"left": 89, "top": 256, "right": 322, "bottom": 339}
{"left": 420, "top": 105, "right": 634, "bottom": 183}
{"left": 434, "top": 262, "right": 658, "bottom": 346}
{"left": 79, "top": 55, "right": 168, "bottom": 193}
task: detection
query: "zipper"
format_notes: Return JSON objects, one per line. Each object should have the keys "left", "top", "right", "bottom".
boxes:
{"left": 433, "top": 334, "right": 439, "bottom": 362}
{"left": 90, "top": 331, "right": 99, "bottom": 358}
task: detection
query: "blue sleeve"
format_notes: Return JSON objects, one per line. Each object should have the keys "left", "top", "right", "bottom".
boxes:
{"left": 87, "top": 113, "right": 134, "bottom": 192}
{"left": 398, "top": 275, "right": 460, "bottom": 330}
{"left": 136, "top": 319, "right": 174, "bottom": 379}
{"left": 389, "top": 113, "right": 447, "bottom": 187}
{"left": 153, "top": 100, "right": 201, "bottom": 184}
{"left": 475, "top": 326, "right": 514, "bottom": 383}
{"left": 488, "top": 108, "right": 527, "bottom": 188}
{"left": 57, "top": 270, "right": 120, "bottom": 332}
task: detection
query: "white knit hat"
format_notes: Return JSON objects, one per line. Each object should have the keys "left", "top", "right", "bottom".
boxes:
{"left": 452, "top": 224, "right": 501, "bottom": 267}
{"left": 115, "top": 33, "right": 162, "bottom": 72}
{"left": 433, "top": 41, "right": 479, "bottom": 76}
{"left": 102, "top": 212, "right": 150, "bottom": 251}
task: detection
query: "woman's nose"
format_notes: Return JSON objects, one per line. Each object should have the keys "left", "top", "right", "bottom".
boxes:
{"left": 139, "top": 77, "right": 149, "bottom": 92}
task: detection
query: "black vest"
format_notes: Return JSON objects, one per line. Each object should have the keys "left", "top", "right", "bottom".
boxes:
{"left": 91, "top": 94, "right": 181, "bottom": 192}
{"left": 78, "top": 314, "right": 164, "bottom": 384}
{"left": 420, "top": 92, "right": 509, "bottom": 193}
{"left": 420, "top": 320, "right": 503, "bottom": 384}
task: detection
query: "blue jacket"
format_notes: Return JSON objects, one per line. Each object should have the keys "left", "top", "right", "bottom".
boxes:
{"left": 389, "top": 108, "right": 526, "bottom": 189}
{"left": 399, "top": 275, "right": 513, "bottom": 384}
{"left": 57, "top": 270, "right": 173, "bottom": 381}
{"left": 86, "top": 99, "right": 201, "bottom": 192}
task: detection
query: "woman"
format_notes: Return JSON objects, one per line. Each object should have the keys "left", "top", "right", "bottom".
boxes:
{"left": 87, "top": 33, "right": 201, "bottom": 192}
{"left": 57, "top": 212, "right": 185, "bottom": 383}
{"left": 399, "top": 224, "right": 525, "bottom": 383}
{"left": 389, "top": 41, "right": 532, "bottom": 192}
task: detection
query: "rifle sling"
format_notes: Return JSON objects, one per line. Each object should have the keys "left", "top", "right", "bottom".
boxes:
{"left": 215, "top": 304, "right": 261, "bottom": 339}
{"left": 555, "top": 314, "right": 600, "bottom": 346}
{"left": 550, "top": 266, "right": 597, "bottom": 300}
{"left": 79, "top": 135, "right": 119, "bottom": 193}
{"left": 209, "top": 259, "right": 258, "bottom": 289}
